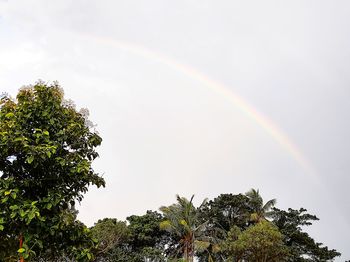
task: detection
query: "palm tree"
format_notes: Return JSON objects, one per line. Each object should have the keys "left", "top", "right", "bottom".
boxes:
{"left": 245, "top": 189, "right": 276, "bottom": 223}
{"left": 159, "top": 195, "right": 211, "bottom": 262}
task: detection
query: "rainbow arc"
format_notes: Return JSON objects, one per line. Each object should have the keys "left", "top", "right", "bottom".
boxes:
{"left": 81, "top": 34, "right": 315, "bottom": 177}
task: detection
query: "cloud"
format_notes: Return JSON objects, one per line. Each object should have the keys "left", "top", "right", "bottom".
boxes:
{"left": 1, "top": 1, "right": 349, "bottom": 260}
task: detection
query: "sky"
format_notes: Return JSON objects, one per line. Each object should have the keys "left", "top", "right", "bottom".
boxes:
{"left": 1, "top": 0, "right": 349, "bottom": 260}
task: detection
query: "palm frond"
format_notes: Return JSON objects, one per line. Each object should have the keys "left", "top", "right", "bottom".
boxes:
{"left": 159, "top": 220, "right": 172, "bottom": 231}
{"left": 194, "top": 240, "right": 210, "bottom": 251}
{"left": 263, "top": 198, "right": 277, "bottom": 212}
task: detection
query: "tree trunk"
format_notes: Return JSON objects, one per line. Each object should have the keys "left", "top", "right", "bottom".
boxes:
{"left": 19, "top": 234, "right": 24, "bottom": 262}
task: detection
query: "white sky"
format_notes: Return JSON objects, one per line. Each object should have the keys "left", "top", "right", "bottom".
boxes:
{"left": 1, "top": 1, "right": 349, "bottom": 260}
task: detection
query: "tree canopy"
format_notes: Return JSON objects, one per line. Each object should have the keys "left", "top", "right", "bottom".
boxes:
{"left": 159, "top": 195, "right": 211, "bottom": 262}
{"left": 271, "top": 207, "right": 341, "bottom": 261}
{"left": 87, "top": 193, "right": 340, "bottom": 262}
{"left": 221, "top": 221, "right": 290, "bottom": 262}
{"left": 0, "top": 82, "right": 104, "bottom": 261}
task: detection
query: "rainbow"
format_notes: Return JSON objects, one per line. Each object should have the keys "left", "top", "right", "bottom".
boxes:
{"left": 80, "top": 34, "right": 315, "bottom": 177}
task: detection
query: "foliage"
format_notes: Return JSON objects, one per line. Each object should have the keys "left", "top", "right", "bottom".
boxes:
{"left": 271, "top": 207, "right": 341, "bottom": 261}
{"left": 127, "top": 210, "right": 169, "bottom": 261}
{"left": 197, "top": 193, "right": 252, "bottom": 261}
{"left": 91, "top": 218, "right": 130, "bottom": 257}
{"left": 0, "top": 82, "right": 104, "bottom": 261}
{"left": 91, "top": 212, "right": 168, "bottom": 262}
{"left": 127, "top": 211, "right": 165, "bottom": 250}
{"left": 222, "top": 221, "right": 290, "bottom": 262}
{"left": 199, "top": 193, "right": 252, "bottom": 233}
{"left": 245, "top": 188, "right": 276, "bottom": 223}
{"left": 159, "top": 195, "right": 210, "bottom": 262}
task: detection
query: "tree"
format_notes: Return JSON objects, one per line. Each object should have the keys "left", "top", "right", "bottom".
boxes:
{"left": 221, "top": 221, "right": 290, "bottom": 262}
{"left": 159, "top": 195, "right": 210, "bottom": 262}
{"left": 127, "top": 210, "right": 168, "bottom": 261}
{"left": 197, "top": 193, "right": 253, "bottom": 261}
{"left": 0, "top": 82, "right": 105, "bottom": 261}
{"left": 199, "top": 193, "right": 253, "bottom": 232}
{"left": 271, "top": 207, "right": 340, "bottom": 261}
{"left": 91, "top": 218, "right": 130, "bottom": 259}
{"left": 91, "top": 211, "right": 169, "bottom": 262}
{"left": 245, "top": 188, "right": 276, "bottom": 223}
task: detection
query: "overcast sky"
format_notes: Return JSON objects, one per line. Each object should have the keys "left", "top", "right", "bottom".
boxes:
{"left": 1, "top": 1, "right": 349, "bottom": 260}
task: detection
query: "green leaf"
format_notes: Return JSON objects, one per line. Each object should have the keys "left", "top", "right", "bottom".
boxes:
{"left": 20, "top": 210, "right": 26, "bottom": 217}
{"left": 9, "top": 205, "right": 18, "bottom": 210}
{"left": 18, "top": 248, "right": 25, "bottom": 253}
{"left": 4, "top": 190, "right": 11, "bottom": 196}
{"left": 11, "top": 192, "right": 17, "bottom": 199}
{"left": 27, "top": 155, "right": 34, "bottom": 164}
{"left": 0, "top": 225, "right": 4, "bottom": 231}
{"left": 28, "top": 212, "right": 35, "bottom": 220}
{"left": 1, "top": 197, "right": 8, "bottom": 203}
{"left": 5, "top": 112, "right": 14, "bottom": 118}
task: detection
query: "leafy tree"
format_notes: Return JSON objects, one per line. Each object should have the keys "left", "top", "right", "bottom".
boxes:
{"left": 0, "top": 82, "right": 105, "bottom": 261}
{"left": 127, "top": 210, "right": 168, "bottom": 261}
{"left": 91, "top": 212, "right": 168, "bottom": 262}
{"left": 245, "top": 188, "right": 276, "bottom": 223}
{"left": 159, "top": 195, "right": 210, "bottom": 262}
{"left": 221, "top": 221, "right": 290, "bottom": 262}
{"left": 271, "top": 207, "right": 340, "bottom": 261}
{"left": 91, "top": 218, "right": 130, "bottom": 259}
{"left": 199, "top": 193, "right": 252, "bottom": 232}
{"left": 35, "top": 217, "right": 96, "bottom": 262}
{"left": 197, "top": 193, "right": 253, "bottom": 261}
{"left": 87, "top": 192, "right": 342, "bottom": 262}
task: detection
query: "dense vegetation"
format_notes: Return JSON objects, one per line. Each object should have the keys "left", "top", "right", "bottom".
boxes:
{"left": 90, "top": 193, "right": 340, "bottom": 262}
{"left": 0, "top": 83, "right": 342, "bottom": 261}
